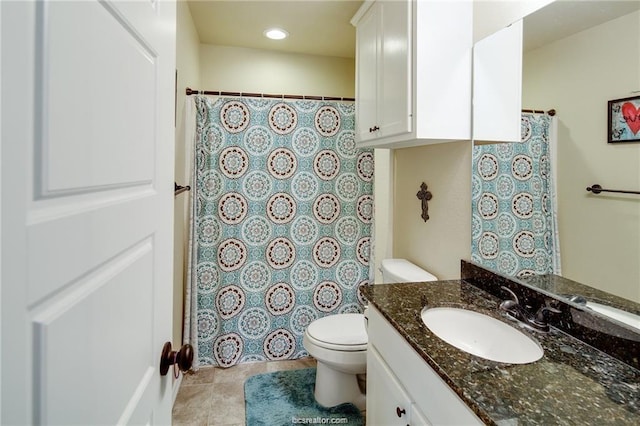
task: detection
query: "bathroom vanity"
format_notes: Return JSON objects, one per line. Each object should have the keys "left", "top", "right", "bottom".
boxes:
{"left": 367, "top": 305, "right": 482, "bottom": 425}
{"left": 362, "top": 261, "right": 640, "bottom": 424}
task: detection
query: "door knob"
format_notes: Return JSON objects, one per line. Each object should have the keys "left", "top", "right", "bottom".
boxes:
{"left": 160, "top": 342, "right": 194, "bottom": 376}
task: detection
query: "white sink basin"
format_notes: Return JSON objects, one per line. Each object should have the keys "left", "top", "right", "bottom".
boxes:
{"left": 421, "top": 307, "right": 544, "bottom": 364}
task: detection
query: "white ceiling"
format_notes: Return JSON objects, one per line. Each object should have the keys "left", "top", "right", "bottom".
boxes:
{"left": 186, "top": 1, "right": 640, "bottom": 58}
{"left": 187, "top": 0, "right": 364, "bottom": 59}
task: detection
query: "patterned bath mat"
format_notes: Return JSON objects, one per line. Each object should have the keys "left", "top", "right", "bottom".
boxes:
{"left": 244, "top": 368, "right": 363, "bottom": 426}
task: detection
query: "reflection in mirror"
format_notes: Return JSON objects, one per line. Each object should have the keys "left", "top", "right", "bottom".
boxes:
{"left": 519, "top": 273, "right": 640, "bottom": 332}
{"left": 473, "top": 1, "right": 640, "bottom": 332}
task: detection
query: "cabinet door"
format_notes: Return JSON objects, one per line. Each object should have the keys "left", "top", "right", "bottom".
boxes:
{"left": 379, "top": 0, "right": 411, "bottom": 138}
{"left": 473, "top": 20, "right": 523, "bottom": 142}
{"left": 355, "top": 2, "right": 380, "bottom": 142}
{"left": 367, "top": 346, "right": 412, "bottom": 426}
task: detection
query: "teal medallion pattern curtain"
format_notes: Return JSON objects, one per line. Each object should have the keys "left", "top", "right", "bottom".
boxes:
{"left": 471, "top": 113, "right": 559, "bottom": 277}
{"left": 189, "top": 96, "right": 373, "bottom": 367}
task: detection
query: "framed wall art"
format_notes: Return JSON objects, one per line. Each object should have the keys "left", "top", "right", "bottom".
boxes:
{"left": 608, "top": 95, "right": 640, "bottom": 143}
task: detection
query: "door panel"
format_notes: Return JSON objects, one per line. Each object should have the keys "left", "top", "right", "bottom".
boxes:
{"left": 41, "top": 1, "right": 156, "bottom": 195}
{"left": 1, "top": 0, "right": 176, "bottom": 424}
{"left": 33, "top": 242, "right": 154, "bottom": 425}
{"left": 27, "top": 191, "right": 156, "bottom": 305}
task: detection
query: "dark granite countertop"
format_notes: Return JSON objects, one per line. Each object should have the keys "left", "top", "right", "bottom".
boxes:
{"left": 362, "top": 280, "right": 640, "bottom": 425}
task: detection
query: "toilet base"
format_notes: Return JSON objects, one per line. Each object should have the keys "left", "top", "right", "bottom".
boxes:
{"left": 314, "top": 361, "right": 366, "bottom": 410}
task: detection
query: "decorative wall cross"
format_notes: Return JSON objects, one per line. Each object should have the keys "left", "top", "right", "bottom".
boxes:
{"left": 416, "top": 182, "right": 432, "bottom": 222}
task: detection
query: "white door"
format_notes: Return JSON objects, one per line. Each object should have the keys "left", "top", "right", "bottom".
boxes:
{"left": 1, "top": 0, "right": 176, "bottom": 424}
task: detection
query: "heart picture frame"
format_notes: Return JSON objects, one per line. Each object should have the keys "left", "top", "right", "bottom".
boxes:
{"left": 608, "top": 95, "right": 640, "bottom": 143}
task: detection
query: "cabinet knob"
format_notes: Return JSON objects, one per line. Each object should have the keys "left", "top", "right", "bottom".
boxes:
{"left": 369, "top": 125, "right": 380, "bottom": 133}
{"left": 396, "top": 406, "right": 406, "bottom": 418}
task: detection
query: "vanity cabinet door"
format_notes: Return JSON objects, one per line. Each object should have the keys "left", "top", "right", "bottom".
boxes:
{"left": 473, "top": 20, "right": 523, "bottom": 143}
{"left": 367, "top": 346, "right": 412, "bottom": 426}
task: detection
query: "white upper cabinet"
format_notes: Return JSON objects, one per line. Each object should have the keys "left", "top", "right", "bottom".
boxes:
{"left": 351, "top": 0, "right": 473, "bottom": 149}
{"left": 471, "top": 0, "right": 553, "bottom": 143}
{"left": 472, "top": 20, "right": 523, "bottom": 143}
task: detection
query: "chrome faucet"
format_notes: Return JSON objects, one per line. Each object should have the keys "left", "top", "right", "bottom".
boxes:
{"left": 499, "top": 286, "right": 561, "bottom": 332}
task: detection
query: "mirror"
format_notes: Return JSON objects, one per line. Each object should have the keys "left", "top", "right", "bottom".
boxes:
{"left": 476, "top": 0, "right": 640, "bottom": 333}
{"left": 519, "top": 272, "right": 640, "bottom": 333}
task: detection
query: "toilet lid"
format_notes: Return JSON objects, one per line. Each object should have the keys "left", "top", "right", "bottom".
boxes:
{"left": 306, "top": 314, "right": 367, "bottom": 349}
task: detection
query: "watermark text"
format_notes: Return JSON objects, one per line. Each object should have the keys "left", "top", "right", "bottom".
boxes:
{"left": 291, "top": 416, "right": 349, "bottom": 424}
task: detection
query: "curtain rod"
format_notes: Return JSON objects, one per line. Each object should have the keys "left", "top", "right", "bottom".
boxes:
{"left": 185, "top": 87, "right": 354, "bottom": 102}
{"left": 522, "top": 108, "right": 556, "bottom": 116}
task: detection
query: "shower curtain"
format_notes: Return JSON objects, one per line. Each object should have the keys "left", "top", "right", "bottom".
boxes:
{"left": 184, "top": 95, "right": 374, "bottom": 368}
{"left": 471, "top": 112, "right": 561, "bottom": 277}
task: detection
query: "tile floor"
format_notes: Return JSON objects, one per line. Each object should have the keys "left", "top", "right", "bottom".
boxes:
{"left": 172, "top": 357, "right": 317, "bottom": 426}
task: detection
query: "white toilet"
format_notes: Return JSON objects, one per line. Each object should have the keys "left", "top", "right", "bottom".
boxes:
{"left": 302, "top": 258, "right": 437, "bottom": 409}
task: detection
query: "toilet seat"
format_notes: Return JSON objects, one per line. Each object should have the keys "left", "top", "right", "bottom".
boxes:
{"left": 305, "top": 333, "right": 367, "bottom": 352}
{"left": 305, "top": 313, "right": 367, "bottom": 352}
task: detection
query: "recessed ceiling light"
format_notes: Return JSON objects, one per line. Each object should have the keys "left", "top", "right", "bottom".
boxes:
{"left": 264, "top": 28, "right": 289, "bottom": 40}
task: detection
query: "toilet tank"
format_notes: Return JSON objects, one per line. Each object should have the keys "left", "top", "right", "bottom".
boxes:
{"left": 381, "top": 259, "right": 438, "bottom": 283}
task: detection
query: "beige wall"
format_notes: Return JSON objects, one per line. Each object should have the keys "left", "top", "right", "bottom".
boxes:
{"left": 393, "top": 141, "right": 473, "bottom": 280}
{"left": 174, "top": 0, "right": 200, "bottom": 346}
{"left": 522, "top": 11, "right": 640, "bottom": 302}
{"left": 199, "top": 44, "right": 355, "bottom": 98}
